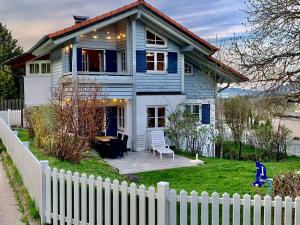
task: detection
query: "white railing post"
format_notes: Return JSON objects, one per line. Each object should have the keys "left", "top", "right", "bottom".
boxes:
{"left": 157, "top": 182, "right": 169, "bottom": 225}
{"left": 40, "top": 160, "right": 49, "bottom": 225}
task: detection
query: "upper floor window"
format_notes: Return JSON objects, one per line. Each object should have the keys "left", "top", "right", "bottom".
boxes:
{"left": 118, "top": 50, "right": 126, "bottom": 72}
{"left": 146, "top": 51, "right": 167, "bottom": 73}
{"left": 184, "top": 63, "right": 193, "bottom": 75}
{"left": 41, "top": 63, "right": 51, "bottom": 74}
{"left": 146, "top": 29, "right": 167, "bottom": 48}
{"left": 28, "top": 61, "right": 51, "bottom": 75}
{"left": 82, "top": 49, "right": 104, "bottom": 72}
{"left": 29, "top": 63, "right": 39, "bottom": 74}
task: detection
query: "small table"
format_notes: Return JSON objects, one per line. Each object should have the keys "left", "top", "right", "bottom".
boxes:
{"left": 95, "top": 136, "right": 117, "bottom": 142}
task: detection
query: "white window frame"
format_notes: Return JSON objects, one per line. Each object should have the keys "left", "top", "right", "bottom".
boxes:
{"left": 145, "top": 28, "right": 168, "bottom": 48}
{"left": 118, "top": 50, "right": 127, "bottom": 72}
{"left": 185, "top": 104, "right": 201, "bottom": 123}
{"left": 41, "top": 62, "right": 51, "bottom": 74}
{"left": 184, "top": 62, "right": 193, "bottom": 75}
{"left": 26, "top": 60, "right": 51, "bottom": 76}
{"left": 81, "top": 48, "right": 105, "bottom": 73}
{"left": 146, "top": 106, "right": 166, "bottom": 128}
{"left": 146, "top": 51, "right": 167, "bottom": 74}
{"left": 117, "top": 106, "right": 125, "bottom": 130}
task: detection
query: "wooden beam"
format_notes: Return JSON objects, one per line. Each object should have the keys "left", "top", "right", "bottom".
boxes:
{"left": 180, "top": 45, "right": 194, "bottom": 53}
{"left": 181, "top": 53, "right": 185, "bottom": 94}
{"left": 53, "top": 10, "right": 138, "bottom": 45}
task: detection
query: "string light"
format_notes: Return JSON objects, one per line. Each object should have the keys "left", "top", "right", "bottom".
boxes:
{"left": 106, "top": 31, "right": 111, "bottom": 40}
{"left": 117, "top": 32, "right": 126, "bottom": 40}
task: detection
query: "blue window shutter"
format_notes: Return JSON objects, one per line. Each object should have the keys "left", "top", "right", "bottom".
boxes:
{"left": 106, "top": 50, "right": 117, "bottom": 72}
{"left": 202, "top": 104, "right": 210, "bottom": 124}
{"left": 168, "top": 52, "right": 178, "bottom": 73}
{"left": 136, "top": 50, "right": 146, "bottom": 72}
{"left": 77, "top": 48, "right": 82, "bottom": 71}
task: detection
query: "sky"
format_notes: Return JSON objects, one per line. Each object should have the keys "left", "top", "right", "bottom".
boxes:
{"left": 0, "top": 0, "right": 247, "bottom": 51}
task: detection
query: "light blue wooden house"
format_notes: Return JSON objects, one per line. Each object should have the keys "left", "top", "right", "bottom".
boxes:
{"left": 17, "top": 0, "right": 247, "bottom": 155}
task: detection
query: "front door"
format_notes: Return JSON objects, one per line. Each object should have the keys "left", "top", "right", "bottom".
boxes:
{"left": 106, "top": 107, "right": 117, "bottom": 136}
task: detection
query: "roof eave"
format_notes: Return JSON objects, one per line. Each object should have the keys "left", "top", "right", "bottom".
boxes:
{"left": 28, "top": 35, "right": 50, "bottom": 54}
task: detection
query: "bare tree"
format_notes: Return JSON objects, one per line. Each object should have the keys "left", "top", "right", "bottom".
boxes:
{"left": 229, "top": 0, "right": 300, "bottom": 94}
{"left": 223, "top": 96, "right": 251, "bottom": 159}
{"left": 51, "top": 81, "right": 108, "bottom": 162}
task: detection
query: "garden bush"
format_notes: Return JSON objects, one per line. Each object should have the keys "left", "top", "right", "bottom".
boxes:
{"left": 26, "top": 83, "right": 107, "bottom": 163}
{"left": 28, "top": 105, "right": 56, "bottom": 154}
{"left": 165, "top": 104, "right": 213, "bottom": 156}
{"left": 23, "top": 107, "right": 36, "bottom": 138}
{"left": 215, "top": 140, "right": 268, "bottom": 161}
{"left": 273, "top": 172, "right": 300, "bottom": 198}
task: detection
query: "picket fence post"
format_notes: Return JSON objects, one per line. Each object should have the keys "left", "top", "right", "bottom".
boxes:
{"left": 22, "top": 141, "right": 29, "bottom": 149}
{"left": 157, "top": 182, "right": 169, "bottom": 225}
{"left": 7, "top": 109, "right": 10, "bottom": 127}
{"left": 295, "top": 197, "right": 300, "bottom": 225}
{"left": 40, "top": 160, "right": 49, "bottom": 225}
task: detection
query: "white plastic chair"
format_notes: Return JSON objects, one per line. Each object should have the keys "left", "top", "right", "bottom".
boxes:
{"left": 150, "top": 130, "right": 174, "bottom": 159}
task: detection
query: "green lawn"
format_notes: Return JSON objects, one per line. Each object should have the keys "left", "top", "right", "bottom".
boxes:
{"left": 17, "top": 129, "right": 300, "bottom": 196}
{"left": 17, "top": 129, "right": 124, "bottom": 181}
{"left": 136, "top": 152, "right": 300, "bottom": 196}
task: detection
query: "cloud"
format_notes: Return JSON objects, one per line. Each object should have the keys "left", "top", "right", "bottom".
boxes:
{"left": 191, "top": 24, "right": 247, "bottom": 39}
{"left": 0, "top": 0, "right": 246, "bottom": 51}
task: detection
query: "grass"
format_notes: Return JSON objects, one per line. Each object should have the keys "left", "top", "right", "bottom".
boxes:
{"left": 136, "top": 151, "right": 300, "bottom": 196}
{"left": 17, "top": 129, "right": 300, "bottom": 197}
{"left": 17, "top": 129, "right": 124, "bottom": 181}
{"left": 0, "top": 141, "right": 40, "bottom": 225}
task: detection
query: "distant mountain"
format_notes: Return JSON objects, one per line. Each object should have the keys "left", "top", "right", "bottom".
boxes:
{"left": 218, "top": 87, "right": 257, "bottom": 98}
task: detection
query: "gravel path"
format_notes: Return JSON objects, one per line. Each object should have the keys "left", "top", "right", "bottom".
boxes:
{"left": 0, "top": 160, "right": 24, "bottom": 225}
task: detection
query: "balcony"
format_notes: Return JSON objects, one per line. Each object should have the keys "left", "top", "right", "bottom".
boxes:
{"left": 62, "top": 72, "right": 133, "bottom": 84}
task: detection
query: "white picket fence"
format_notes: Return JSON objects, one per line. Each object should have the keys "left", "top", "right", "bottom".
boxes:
{"left": 0, "top": 118, "right": 299, "bottom": 225}
{"left": 0, "top": 118, "right": 48, "bottom": 224}
{"left": 287, "top": 140, "right": 300, "bottom": 157}
{"left": 45, "top": 168, "right": 300, "bottom": 225}
{"left": 0, "top": 109, "right": 22, "bottom": 127}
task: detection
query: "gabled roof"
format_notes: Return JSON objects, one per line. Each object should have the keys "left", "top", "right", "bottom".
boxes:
{"left": 27, "top": 0, "right": 247, "bottom": 82}
{"left": 1, "top": 53, "right": 34, "bottom": 69}
{"left": 47, "top": 0, "right": 218, "bottom": 52}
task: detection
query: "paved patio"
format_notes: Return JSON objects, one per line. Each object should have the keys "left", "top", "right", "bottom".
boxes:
{"left": 104, "top": 151, "right": 203, "bottom": 174}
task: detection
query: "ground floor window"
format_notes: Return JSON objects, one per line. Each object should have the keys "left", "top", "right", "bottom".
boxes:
{"left": 147, "top": 106, "right": 166, "bottom": 128}
{"left": 185, "top": 104, "right": 201, "bottom": 123}
{"left": 118, "top": 106, "right": 125, "bottom": 129}
{"left": 185, "top": 103, "right": 211, "bottom": 124}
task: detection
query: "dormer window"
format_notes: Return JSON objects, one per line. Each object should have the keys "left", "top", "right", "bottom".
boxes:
{"left": 146, "top": 29, "right": 167, "bottom": 48}
{"left": 184, "top": 62, "right": 193, "bottom": 75}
